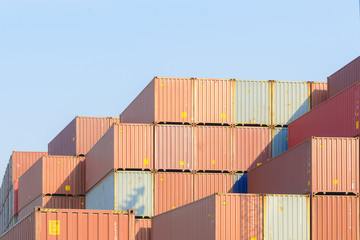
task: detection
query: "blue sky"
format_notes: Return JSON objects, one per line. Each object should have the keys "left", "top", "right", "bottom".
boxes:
{"left": 0, "top": 0, "right": 359, "bottom": 178}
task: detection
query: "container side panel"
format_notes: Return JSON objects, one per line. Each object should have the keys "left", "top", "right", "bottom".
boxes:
{"left": 135, "top": 219, "right": 151, "bottom": 240}
{"left": 48, "top": 118, "right": 77, "bottom": 156}
{"left": 86, "top": 172, "right": 115, "bottom": 210}
{"left": 233, "top": 173, "right": 247, "bottom": 193}
{"left": 11, "top": 151, "right": 47, "bottom": 184}
{"left": 193, "top": 173, "right": 233, "bottom": 201}
{"left": 0, "top": 213, "right": 35, "bottom": 240}
{"left": 272, "top": 127, "right": 288, "bottom": 158}
{"left": 310, "top": 82, "right": 328, "bottom": 109}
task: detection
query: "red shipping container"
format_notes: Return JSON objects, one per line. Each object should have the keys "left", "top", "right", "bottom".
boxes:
{"left": 0, "top": 208, "right": 135, "bottom": 240}
{"left": 248, "top": 137, "right": 359, "bottom": 195}
{"left": 311, "top": 196, "right": 360, "bottom": 240}
{"left": 193, "top": 173, "right": 233, "bottom": 201}
{"left": 135, "top": 219, "right": 151, "bottom": 240}
{"left": 310, "top": 82, "right": 328, "bottom": 109}
{"left": 154, "top": 172, "right": 193, "bottom": 215}
{"left": 48, "top": 116, "right": 120, "bottom": 156}
{"left": 232, "top": 126, "right": 271, "bottom": 171}
{"left": 288, "top": 83, "right": 360, "bottom": 148}
{"left": 120, "top": 77, "right": 194, "bottom": 124}
{"left": 328, "top": 56, "right": 360, "bottom": 98}
{"left": 85, "top": 123, "right": 154, "bottom": 192}
{"left": 152, "top": 193, "right": 263, "bottom": 240}
{"left": 18, "top": 156, "right": 85, "bottom": 211}
{"left": 194, "top": 126, "right": 231, "bottom": 172}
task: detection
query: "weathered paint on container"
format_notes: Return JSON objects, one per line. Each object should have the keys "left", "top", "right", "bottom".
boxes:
{"left": 18, "top": 155, "right": 85, "bottom": 211}
{"left": 152, "top": 193, "right": 263, "bottom": 240}
{"left": 232, "top": 126, "right": 271, "bottom": 171}
{"left": 234, "top": 80, "right": 271, "bottom": 125}
{"left": 154, "top": 172, "right": 193, "bottom": 215}
{"left": 194, "top": 126, "right": 231, "bottom": 172}
{"left": 233, "top": 173, "right": 247, "bottom": 193}
{"left": 328, "top": 56, "right": 360, "bottom": 98}
{"left": 86, "top": 171, "right": 153, "bottom": 217}
{"left": 85, "top": 123, "right": 154, "bottom": 192}
{"left": 48, "top": 116, "right": 120, "bottom": 156}
{"left": 310, "top": 82, "right": 328, "bottom": 109}
{"left": 271, "top": 81, "right": 310, "bottom": 126}
{"left": 135, "top": 219, "right": 151, "bottom": 240}
{"left": 271, "top": 127, "right": 288, "bottom": 157}
{"left": 194, "top": 78, "right": 234, "bottom": 125}
{"left": 311, "top": 196, "right": 360, "bottom": 240}
{"left": 155, "top": 125, "right": 193, "bottom": 171}
{"left": 248, "top": 137, "right": 359, "bottom": 195}
{"left": 288, "top": 82, "right": 360, "bottom": 148}
{"left": 264, "top": 194, "right": 310, "bottom": 240}
{"left": 18, "top": 195, "right": 85, "bottom": 221}
{"left": 120, "top": 77, "right": 194, "bottom": 124}
{"left": 193, "top": 173, "right": 233, "bottom": 201}
{"left": 0, "top": 208, "right": 135, "bottom": 240}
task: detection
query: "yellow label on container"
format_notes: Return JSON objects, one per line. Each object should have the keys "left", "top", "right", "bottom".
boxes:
{"left": 81, "top": 202, "right": 84, "bottom": 205}
{"left": 120, "top": 129, "right": 123, "bottom": 133}
{"left": 357, "top": 121, "right": 359, "bottom": 129}
{"left": 257, "top": 163, "right": 262, "bottom": 166}
{"left": 129, "top": 181, "right": 131, "bottom": 184}
{"left": 222, "top": 201, "right": 226, "bottom": 206}
{"left": 212, "top": 160, "right": 215, "bottom": 164}
{"left": 200, "top": 84, "right": 203, "bottom": 88}
{"left": 58, "top": 161, "right": 61, "bottom": 165}
{"left": 319, "top": 144, "right": 322, "bottom": 149}
{"left": 308, "top": 170, "right": 310, "bottom": 173}
{"left": 208, "top": 213, "right": 210, "bottom": 217}
{"left": 143, "top": 159, "right": 149, "bottom": 165}
{"left": 179, "top": 161, "right": 185, "bottom": 166}
{"left": 172, "top": 207, "right": 175, "bottom": 209}
{"left": 65, "top": 185, "right": 70, "bottom": 191}
{"left": 247, "top": 89, "right": 249, "bottom": 93}
{"left": 160, "top": 177, "right": 163, "bottom": 181}
{"left": 181, "top": 112, "right": 187, "bottom": 119}
{"left": 280, "top": 207, "right": 283, "bottom": 211}
{"left": 72, "top": 137, "right": 75, "bottom": 141}
{"left": 308, "top": 181, "right": 310, "bottom": 186}
{"left": 286, "top": 137, "right": 288, "bottom": 141}
{"left": 49, "top": 220, "right": 60, "bottom": 235}
{"left": 285, "top": 90, "right": 288, "bottom": 94}
{"left": 220, "top": 113, "right": 226, "bottom": 119}
{"left": 251, "top": 238, "right": 257, "bottom": 240}
{"left": 160, "top": 83, "right": 164, "bottom": 87}
{"left": 334, "top": 179, "right": 338, "bottom": 184}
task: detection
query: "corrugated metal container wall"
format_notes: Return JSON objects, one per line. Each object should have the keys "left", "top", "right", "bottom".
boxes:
{"left": 135, "top": 219, "right": 151, "bottom": 240}
{"left": 194, "top": 78, "right": 233, "bottom": 125}
{"left": 86, "top": 171, "right": 153, "bottom": 217}
{"left": 311, "top": 196, "right": 360, "bottom": 240}
{"left": 328, "top": 56, "right": 360, "bottom": 98}
{"left": 154, "top": 172, "right": 193, "bottom": 215}
{"left": 272, "top": 81, "right": 310, "bottom": 126}
{"left": 272, "top": 127, "right": 288, "bottom": 157}
{"left": 264, "top": 195, "right": 310, "bottom": 240}
{"left": 120, "top": 77, "right": 194, "bottom": 124}
{"left": 0, "top": 208, "right": 135, "bottom": 240}
{"left": 193, "top": 173, "right": 233, "bottom": 201}
{"left": 310, "top": 82, "right": 328, "bottom": 109}
{"left": 233, "top": 127, "right": 271, "bottom": 171}
{"left": 288, "top": 83, "right": 360, "bottom": 148}
{"left": 233, "top": 173, "right": 247, "bottom": 193}
{"left": 18, "top": 156, "right": 85, "bottom": 211}
{"left": 18, "top": 195, "right": 85, "bottom": 221}
{"left": 48, "top": 116, "right": 119, "bottom": 156}
{"left": 85, "top": 124, "right": 154, "bottom": 192}
{"left": 234, "top": 80, "right": 271, "bottom": 125}
{"left": 4, "top": 164, "right": 9, "bottom": 198}
{"left": 194, "top": 126, "right": 231, "bottom": 172}
{"left": 152, "top": 193, "right": 263, "bottom": 240}
{"left": 248, "top": 137, "right": 359, "bottom": 195}
{"left": 155, "top": 125, "right": 193, "bottom": 171}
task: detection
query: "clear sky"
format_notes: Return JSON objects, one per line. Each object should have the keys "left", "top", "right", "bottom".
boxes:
{"left": 0, "top": 0, "right": 359, "bottom": 178}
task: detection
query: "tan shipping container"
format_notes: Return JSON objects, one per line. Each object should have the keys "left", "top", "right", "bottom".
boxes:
{"left": 310, "top": 82, "right": 328, "bottom": 109}
{"left": 152, "top": 193, "right": 263, "bottom": 240}
{"left": 86, "top": 123, "right": 154, "bottom": 192}
{"left": 135, "top": 219, "right": 151, "bottom": 240}
{"left": 193, "top": 173, "right": 233, "bottom": 201}
{"left": 18, "top": 156, "right": 85, "bottom": 211}
{"left": 0, "top": 208, "right": 135, "bottom": 240}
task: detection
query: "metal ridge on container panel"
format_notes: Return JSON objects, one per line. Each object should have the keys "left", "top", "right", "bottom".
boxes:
{"left": 310, "top": 82, "right": 327, "bottom": 109}
{"left": 248, "top": 137, "right": 359, "bottom": 195}
{"left": 135, "top": 219, "right": 151, "bottom": 240}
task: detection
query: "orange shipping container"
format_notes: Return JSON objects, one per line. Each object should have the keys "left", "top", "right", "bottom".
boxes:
{"left": 0, "top": 208, "right": 135, "bottom": 240}
{"left": 48, "top": 116, "right": 120, "bottom": 156}
{"left": 194, "top": 126, "right": 231, "bottom": 172}
{"left": 310, "top": 82, "right": 328, "bottom": 109}
{"left": 152, "top": 193, "right": 263, "bottom": 240}
{"left": 120, "top": 77, "right": 194, "bottom": 124}
{"left": 18, "top": 156, "right": 85, "bottom": 211}
{"left": 193, "top": 173, "right": 233, "bottom": 201}
{"left": 135, "top": 219, "right": 151, "bottom": 240}
{"left": 86, "top": 124, "right": 154, "bottom": 192}
{"left": 154, "top": 172, "right": 193, "bottom": 215}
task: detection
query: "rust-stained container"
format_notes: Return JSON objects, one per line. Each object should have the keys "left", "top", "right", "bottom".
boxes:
{"left": 194, "top": 126, "right": 231, "bottom": 172}
{"left": 120, "top": 77, "right": 194, "bottom": 124}
{"left": 248, "top": 137, "right": 359, "bottom": 195}
{"left": 193, "top": 173, "right": 233, "bottom": 201}
{"left": 233, "top": 126, "right": 271, "bottom": 171}
{"left": 18, "top": 195, "right": 85, "bottom": 221}
{"left": 311, "top": 196, "right": 360, "bottom": 240}
{"left": 135, "top": 219, "right": 151, "bottom": 240}
{"left": 18, "top": 155, "right": 85, "bottom": 211}
{"left": 328, "top": 56, "right": 360, "bottom": 98}
{"left": 154, "top": 172, "right": 193, "bottom": 215}
{"left": 152, "top": 193, "right": 263, "bottom": 240}
{"left": 310, "top": 82, "right": 328, "bottom": 109}
{"left": 155, "top": 125, "right": 193, "bottom": 171}
{"left": 0, "top": 208, "right": 135, "bottom": 240}
{"left": 288, "top": 82, "right": 360, "bottom": 148}
{"left": 193, "top": 78, "right": 234, "bottom": 125}
{"left": 85, "top": 123, "right": 154, "bottom": 192}
{"left": 48, "top": 116, "right": 120, "bottom": 156}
